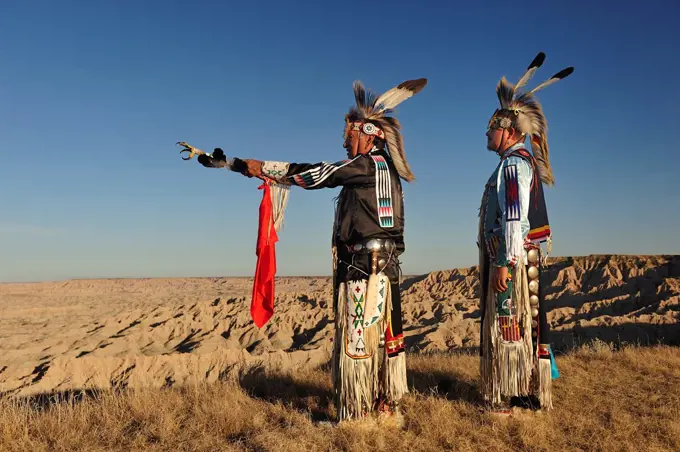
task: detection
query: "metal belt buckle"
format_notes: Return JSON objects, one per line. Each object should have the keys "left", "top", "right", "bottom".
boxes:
{"left": 365, "top": 239, "right": 382, "bottom": 253}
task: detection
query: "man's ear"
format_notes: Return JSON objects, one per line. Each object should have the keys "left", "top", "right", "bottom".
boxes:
{"left": 365, "top": 134, "right": 375, "bottom": 150}
{"left": 357, "top": 133, "right": 374, "bottom": 154}
{"left": 510, "top": 127, "right": 524, "bottom": 141}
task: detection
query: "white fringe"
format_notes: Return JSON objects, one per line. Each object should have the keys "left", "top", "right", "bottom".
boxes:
{"left": 332, "top": 274, "right": 409, "bottom": 421}
{"left": 480, "top": 273, "right": 500, "bottom": 404}
{"left": 333, "top": 281, "right": 390, "bottom": 421}
{"left": 480, "top": 260, "right": 534, "bottom": 404}
{"left": 538, "top": 358, "right": 553, "bottom": 411}
{"left": 498, "top": 342, "right": 529, "bottom": 396}
{"left": 383, "top": 352, "right": 408, "bottom": 404}
{"left": 270, "top": 183, "right": 290, "bottom": 233}
{"left": 505, "top": 220, "right": 524, "bottom": 264}
{"left": 515, "top": 260, "right": 535, "bottom": 381}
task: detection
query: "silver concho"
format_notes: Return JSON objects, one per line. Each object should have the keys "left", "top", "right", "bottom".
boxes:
{"left": 363, "top": 123, "right": 378, "bottom": 135}
{"left": 528, "top": 280, "right": 539, "bottom": 295}
{"left": 528, "top": 266, "right": 539, "bottom": 279}
{"left": 365, "top": 239, "right": 381, "bottom": 252}
{"left": 530, "top": 295, "right": 539, "bottom": 306}
{"left": 378, "top": 258, "right": 386, "bottom": 268}
{"left": 531, "top": 308, "right": 539, "bottom": 318}
{"left": 532, "top": 320, "right": 538, "bottom": 328}
{"left": 527, "top": 249, "right": 539, "bottom": 264}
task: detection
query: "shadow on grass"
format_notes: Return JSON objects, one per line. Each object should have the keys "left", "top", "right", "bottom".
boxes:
{"left": 236, "top": 364, "right": 335, "bottom": 422}
{"left": 407, "top": 367, "right": 483, "bottom": 405}
{"left": 236, "top": 353, "right": 487, "bottom": 421}
{"left": 551, "top": 322, "right": 680, "bottom": 353}
{"left": 0, "top": 387, "right": 107, "bottom": 411}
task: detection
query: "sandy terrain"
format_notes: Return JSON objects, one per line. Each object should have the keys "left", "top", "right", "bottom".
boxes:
{"left": 1, "top": 254, "right": 678, "bottom": 397}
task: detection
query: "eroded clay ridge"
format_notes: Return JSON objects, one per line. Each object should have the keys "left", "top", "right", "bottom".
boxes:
{"left": 0, "top": 255, "right": 677, "bottom": 396}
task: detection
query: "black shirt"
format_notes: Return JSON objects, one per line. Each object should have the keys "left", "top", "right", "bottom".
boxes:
{"left": 277, "top": 149, "right": 405, "bottom": 254}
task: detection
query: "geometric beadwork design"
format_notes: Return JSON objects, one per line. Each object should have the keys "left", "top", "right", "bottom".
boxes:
{"left": 371, "top": 155, "right": 394, "bottom": 228}
{"left": 504, "top": 164, "right": 520, "bottom": 222}
{"left": 345, "top": 280, "right": 370, "bottom": 359}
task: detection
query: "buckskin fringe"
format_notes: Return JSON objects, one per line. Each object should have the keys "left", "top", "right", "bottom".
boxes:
{"left": 481, "top": 260, "right": 534, "bottom": 403}
{"left": 539, "top": 358, "right": 553, "bottom": 411}
{"left": 513, "top": 259, "right": 535, "bottom": 393}
{"left": 498, "top": 341, "right": 528, "bottom": 396}
{"left": 383, "top": 352, "right": 408, "bottom": 403}
{"left": 480, "top": 274, "right": 500, "bottom": 404}
{"left": 333, "top": 282, "right": 381, "bottom": 421}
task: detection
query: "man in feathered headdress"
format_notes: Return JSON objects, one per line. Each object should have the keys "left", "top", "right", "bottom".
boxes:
{"left": 478, "top": 52, "right": 573, "bottom": 413}
{"left": 198, "top": 78, "right": 427, "bottom": 422}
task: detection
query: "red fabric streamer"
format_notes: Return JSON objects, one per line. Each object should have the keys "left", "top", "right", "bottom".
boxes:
{"left": 251, "top": 182, "right": 278, "bottom": 328}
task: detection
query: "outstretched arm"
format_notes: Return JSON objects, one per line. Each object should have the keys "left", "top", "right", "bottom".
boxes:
{"left": 255, "top": 156, "right": 375, "bottom": 189}
{"left": 198, "top": 147, "right": 377, "bottom": 189}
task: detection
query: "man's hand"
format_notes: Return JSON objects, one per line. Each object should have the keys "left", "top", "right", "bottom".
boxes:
{"left": 197, "top": 148, "right": 227, "bottom": 168}
{"left": 493, "top": 266, "right": 509, "bottom": 292}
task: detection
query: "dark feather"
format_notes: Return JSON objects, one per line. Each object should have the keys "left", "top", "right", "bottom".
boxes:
{"left": 353, "top": 81, "right": 366, "bottom": 109}
{"left": 553, "top": 67, "right": 574, "bottom": 80}
{"left": 514, "top": 52, "right": 546, "bottom": 91}
{"left": 396, "top": 78, "right": 428, "bottom": 95}
{"left": 496, "top": 77, "right": 515, "bottom": 109}
{"left": 530, "top": 67, "right": 575, "bottom": 94}
{"left": 528, "top": 52, "right": 546, "bottom": 70}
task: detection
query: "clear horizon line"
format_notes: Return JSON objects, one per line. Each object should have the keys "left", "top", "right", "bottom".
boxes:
{"left": 2, "top": 253, "right": 678, "bottom": 285}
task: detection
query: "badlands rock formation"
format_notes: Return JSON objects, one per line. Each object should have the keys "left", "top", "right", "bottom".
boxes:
{"left": 0, "top": 255, "right": 677, "bottom": 396}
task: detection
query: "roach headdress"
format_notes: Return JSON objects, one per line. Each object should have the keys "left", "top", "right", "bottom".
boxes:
{"left": 346, "top": 78, "right": 427, "bottom": 182}
{"left": 489, "top": 52, "right": 574, "bottom": 185}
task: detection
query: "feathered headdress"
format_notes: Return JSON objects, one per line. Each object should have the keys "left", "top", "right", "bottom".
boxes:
{"left": 489, "top": 52, "right": 574, "bottom": 185}
{"left": 346, "top": 78, "right": 427, "bottom": 182}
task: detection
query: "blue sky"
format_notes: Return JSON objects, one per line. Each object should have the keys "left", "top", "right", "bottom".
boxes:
{"left": 1, "top": 0, "right": 678, "bottom": 282}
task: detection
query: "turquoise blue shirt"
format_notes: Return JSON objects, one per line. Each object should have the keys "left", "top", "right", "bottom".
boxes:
{"left": 483, "top": 142, "right": 533, "bottom": 267}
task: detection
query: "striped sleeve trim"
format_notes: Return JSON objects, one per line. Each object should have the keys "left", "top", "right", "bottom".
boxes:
{"left": 287, "top": 156, "right": 358, "bottom": 188}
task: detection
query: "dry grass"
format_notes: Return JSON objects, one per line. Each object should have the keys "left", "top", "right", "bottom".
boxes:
{"left": 1, "top": 343, "right": 679, "bottom": 451}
